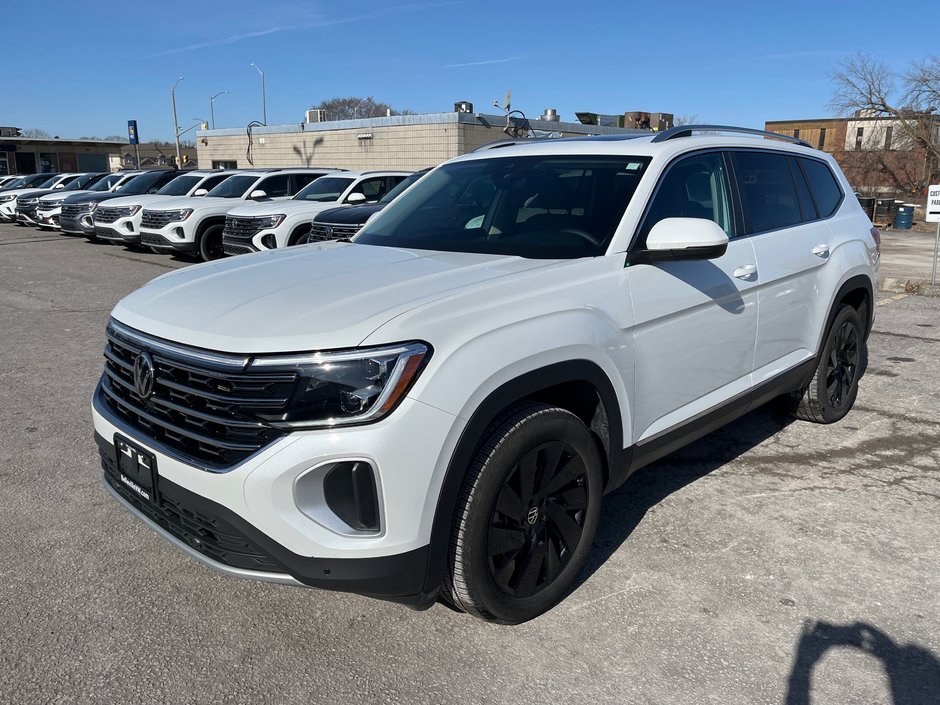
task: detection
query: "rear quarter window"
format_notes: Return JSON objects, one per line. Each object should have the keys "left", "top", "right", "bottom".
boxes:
{"left": 799, "top": 158, "right": 843, "bottom": 217}
{"left": 733, "top": 151, "right": 803, "bottom": 233}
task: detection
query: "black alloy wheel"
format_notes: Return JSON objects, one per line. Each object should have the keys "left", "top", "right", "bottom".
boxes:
{"left": 487, "top": 441, "right": 589, "bottom": 598}
{"left": 443, "top": 402, "right": 603, "bottom": 623}
{"left": 826, "top": 319, "right": 859, "bottom": 408}
{"left": 198, "top": 224, "right": 225, "bottom": 261}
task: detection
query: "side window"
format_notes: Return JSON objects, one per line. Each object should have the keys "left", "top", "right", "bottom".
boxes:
{"left": 799, "top": 158, "right": 843, "bottom": 218}
{"left": 153, "top": 173, "right": 180, "bottom": 192}
{"left": 787, "top": 156, "right": 817, "bottom": 222}
{"left": 349, "top": 177, "right": 392, "bottom": 201}
{"left": 291, "top": 173, "right": 321, "bottom": 193}
{"left": 733, "top": 151, "right": 803, "bottom": 233}
{"left": 200, "top": 174, "right": 229, "bottom": 191}
{"left": 258, "top": 174, "right": 290, "bottom": 198}
{"left": 639, "top": 151, "right": 733, "bottom": 246}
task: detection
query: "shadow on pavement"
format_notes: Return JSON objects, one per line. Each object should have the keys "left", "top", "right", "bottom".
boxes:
{"left": 785, "top": 620, "right": 940, "bottom": 705}
{"left": 577, "top": 403, "right": 794, "bottom": 587}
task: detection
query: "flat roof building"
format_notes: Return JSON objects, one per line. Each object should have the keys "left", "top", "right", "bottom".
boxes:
{"left": 0, "top": 133, "right": 125, "bottom": 175}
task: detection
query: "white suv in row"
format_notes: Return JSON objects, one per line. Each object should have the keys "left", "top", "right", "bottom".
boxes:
{"left": 139, "top": 168, "right": 340, "bottom": 261}
{"left": 221, "top": 170, "right": 411, "bottom": 255}
{"left": 92, "top": 126, "right": 878, "bottom": 623}
{"left": 92, "top": 170, "right": 237, "bottom": 247}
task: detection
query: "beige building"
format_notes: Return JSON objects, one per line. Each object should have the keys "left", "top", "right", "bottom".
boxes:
{"left": 0, "top": 131, "right": 125, "bottom": 176}
{"left": 195, "top": 112, "right": 645, "bottom": 171}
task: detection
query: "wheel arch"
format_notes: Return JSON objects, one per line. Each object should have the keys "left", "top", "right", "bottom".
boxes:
{"left": 825, "top": 274, "right": 874, "bottom": 346}
{"left": 422, "top": 359, "right": 626, "bottom": 594}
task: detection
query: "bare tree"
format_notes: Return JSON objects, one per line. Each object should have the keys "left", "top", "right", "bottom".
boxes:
{"left": 310, "top": 96, "right": 412, "bottom": 121}
{"left": 20, "top": 128, "right": 51, "bottom": 138}
{"left": 830, "top": 54, "right": 940, "bottom": 189}
{"left": 673, "top": 114, "right": 700, "bottom": 126}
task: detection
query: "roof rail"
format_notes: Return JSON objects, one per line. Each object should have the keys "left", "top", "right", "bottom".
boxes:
{"left": 650, "top": 124, "right": 812, "bottom": 149}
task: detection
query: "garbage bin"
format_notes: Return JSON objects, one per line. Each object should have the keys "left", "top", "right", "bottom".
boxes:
{"left": 875, "top": 198, "right": 896, "bottom": 221}
{"left": 893, "top": 204, "right": 914, "bottom": 229}
{"left": 857, "top": 196, "right": 875, "bottom": 219}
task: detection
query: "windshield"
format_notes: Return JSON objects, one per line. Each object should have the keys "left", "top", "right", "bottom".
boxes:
{"left": 114, "top": 171, "right": 173, "bottom": 195}
{"left": 1, "top": 176, "right": 28, "bottom": 189}
{"left": 157, "top": 174, "right": 201, "bottom": 196}
{"left": 355, "top": 155, "right": 651, "bottom": 259}
{"left": 61, "top": 173, "right": 103, "bottom": 191}
{"left": 89, "top": 173, "right": 125, "bottom": 192}
{"left": 38, "top": 176, "right": 61, "bottom": 189}
{"left": 206, "top": 174, "right": 258, "bottom": 198}
{"left": 293, "top": 177, "right": 354, "bottom": 202}
{"left": 378, "top": 172, "right": 423, "bottom": 204}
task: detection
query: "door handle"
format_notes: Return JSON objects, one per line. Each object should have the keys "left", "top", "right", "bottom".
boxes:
{"left": 812, "top": 243, "right": 830, "bottom": 257}
{"left": 733, "top": 264, "right": 757, "bottom": 279}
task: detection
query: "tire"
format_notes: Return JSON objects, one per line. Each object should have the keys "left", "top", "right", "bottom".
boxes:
{"left": 197, "top": 223, "right": 225, "bottom": 262}
{"left": 442, "top": 402, "right": 603, "bottom": 624}
{"left": 786, "top": 305, "right": 865, "bottom": 423}
{"left": 288, "top": 226, "right": 312, "bottom": 247}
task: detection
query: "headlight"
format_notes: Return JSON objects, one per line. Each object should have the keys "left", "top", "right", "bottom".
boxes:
{"left": 177, "top": 208, "right": 194, "bottom": 221}
{"left": 88, "top": 202, "right": 99, "bottom": 213}
{"left": 249, "top": 342, "right": 431, "bottom": 428}
{"left": 0, "top": 195, "right": 15, "bottom": 203}
{"left": 257, "top": 214, "right": 286, "bottom": 229}
{"left": 126, "top": 205, "right": 142, "bottom": 216}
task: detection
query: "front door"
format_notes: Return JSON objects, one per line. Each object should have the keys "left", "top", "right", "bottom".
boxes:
{"left": 626, "top": 150, "right": 759, "bottom": 445}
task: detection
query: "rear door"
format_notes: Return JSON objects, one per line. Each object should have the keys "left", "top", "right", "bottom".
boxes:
{"left": 627, "top": 150, "right": 759, "bottom": 443}
{"left": 733, "top": 150, "right": 836, "bottom": 382}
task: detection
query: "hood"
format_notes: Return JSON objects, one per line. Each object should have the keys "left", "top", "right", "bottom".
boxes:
{"left": 314, "top": 203, "right": 385, "bottom": 226}
{"left": 226, "top": 199, "right": 341, "bottom": 218}
{"left": 40, "top": 190, "right": 93, "bottom": 204}
{"left": 146, "top": 195, "right": 242, "bottom": 213}
{"left": 2, "top": 188, "right": 52, "bottom": 199}
{"left": 17, "top": 188, "right": 58, "bottom": 201}
{"left": 63, "top": 191, "right": 127, "bottom": 205}
{"left": 112, "top": 242, "right": 555, "bottom": 353}
{"left": 100, "top": 194, "right": 179, "bottom": 209}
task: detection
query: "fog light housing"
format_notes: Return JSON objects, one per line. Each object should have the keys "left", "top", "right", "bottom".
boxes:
{"left": 294, "top": 459, "right": 381, "bottom": 535}
{"left": 261, "top": 233, "right": 277, "bottom": 249}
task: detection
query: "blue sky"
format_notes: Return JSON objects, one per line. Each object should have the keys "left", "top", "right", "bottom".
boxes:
{"left": 6, "top": 0, "right": 940, "bottom": 141}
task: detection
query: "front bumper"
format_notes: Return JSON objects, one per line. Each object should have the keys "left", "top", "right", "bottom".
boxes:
{"left": 94, "top": 225, "right": 127, "bottom": 243}
{"left": 95, "top": 215, "right": 141, "bottom": 243}
{"left": 92, "top": 379, "right": 457, "bottom": 605}
{"left": 140, "top": 229, "right": 196, "bottom": 252}
{"left": 0, "top": 202, "right": 16, "bottom": 221}
{"left": 16, "top": 207, "right": 39, "bottom": 225}
{"left": 36, "top": 209, "right": 61, "bottom": 229}
{"left": 60, "top": 213, "right": 96, "bottom": 235}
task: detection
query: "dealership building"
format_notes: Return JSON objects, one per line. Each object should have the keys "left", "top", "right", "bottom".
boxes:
{"left": 194, "top": 109, "right": 646, "bottom": 171}
{"left": 0, "top": 128, "right": 124, "bottom": 175}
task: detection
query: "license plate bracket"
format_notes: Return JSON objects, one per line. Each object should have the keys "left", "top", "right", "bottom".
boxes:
{"left": 112, "top": 434, "right": 159, "bottom": 504}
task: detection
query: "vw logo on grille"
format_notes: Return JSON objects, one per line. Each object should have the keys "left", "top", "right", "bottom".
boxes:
{"left": 133, "top": 351, "right": 155, "bottom": 400}
{"left": 526, "top": 507, "right": 540, "bottom": 525}
{"left": 323, "top": 226, "right": 333, "bottom": 238}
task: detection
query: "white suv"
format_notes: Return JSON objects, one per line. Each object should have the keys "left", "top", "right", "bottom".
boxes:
{"left": 221, "top": 170, "right": 411, "bottom": 255}
{"left": 92, "top": 126, "right": 879, "bottom": 624}
{"left": 92, "top": 170, "right": 238, "bottom": 247}
{"left": 139, "top": 169, "right": 340, "bottom": 261}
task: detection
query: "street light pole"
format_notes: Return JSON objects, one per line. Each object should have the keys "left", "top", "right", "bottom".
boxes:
{"left": 250, "top": 63, "right": 266, "bottom": 125}
{"left": 210, "top": 91, "right": 229, "bottom": 129}
{"left": 171, "top": 76, "right": 184, "bottom": 168}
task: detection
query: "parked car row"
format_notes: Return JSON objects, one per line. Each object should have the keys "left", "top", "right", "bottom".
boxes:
{"left": 2, "top": 166, "right": 423, "bottom": 261}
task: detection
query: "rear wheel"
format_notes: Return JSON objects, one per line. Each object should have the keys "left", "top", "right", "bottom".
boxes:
{"left": 787, "top": 305, "right": 864, "bottom": 423}
{"left": 197, "top": 224, "right": 225, "bottom": 262}
{"left": 443, "top": 402, "right": 602, "bottom": 624}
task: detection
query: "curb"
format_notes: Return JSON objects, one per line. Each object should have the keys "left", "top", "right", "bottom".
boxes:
{"left": 879, "top": 277, "right": 940, "bottom": 296}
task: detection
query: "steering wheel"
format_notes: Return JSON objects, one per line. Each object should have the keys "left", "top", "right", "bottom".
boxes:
{"left": 560, "top": 228, "right": 602, "bottom": 247}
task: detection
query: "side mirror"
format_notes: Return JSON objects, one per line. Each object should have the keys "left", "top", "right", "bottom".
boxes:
{"left": 249, "top": 189, "right": 267, "bottom": 200}
{"left": 628, "top": 218, "right": 729, "bottom": 264}
{"left": 193, "top": 188, "right": 208, "bottom": 197}
{"left": 53, "top": 183, "right": 64, "bottom": 190}
{"left": 346, "top": 192, "right": 367, "bottom": 204}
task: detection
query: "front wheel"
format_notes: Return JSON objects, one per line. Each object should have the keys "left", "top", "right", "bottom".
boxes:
{"left": 197, "top": 224, "right": 225, "bottom": 262}
{"left": 288, "top": 226, "right": 312, "bottom": 247}
{"left": 786, "top": 305, "right": 865, "bottom": 423}
{"left": 443, "top": 402, "right": 603, "bottom": 624}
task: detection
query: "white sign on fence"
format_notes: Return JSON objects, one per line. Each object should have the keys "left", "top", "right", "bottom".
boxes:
{"left": 927, "top": 185, "right": 940, "bottom": 223}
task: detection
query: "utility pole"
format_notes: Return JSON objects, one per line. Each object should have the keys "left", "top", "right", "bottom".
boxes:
{"left": 250, "top": 63, "right": 266, "bottom": 125}
{"left": 210, "top": 91, "right": 229, "bottom": 129}
{"left": 171, "top": 77, "right": 184, "bottom": 167}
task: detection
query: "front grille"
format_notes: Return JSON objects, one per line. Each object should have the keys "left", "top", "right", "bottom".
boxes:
{"left": 101, "top": 459, "right": 281, "bottom": 573}
{"left": 16, "top": 197, "right": 38, "bottom": 207}
{"left": 100, "top": 322, "right": 296, "bottom": 469}
{"left": 223, "top": 242, "right": 257, "bottom": 256}
{"left": 309, "top": 222, "right": 361, "bottom": 241}
{"left": 94, "top": 206, "right": 126, "bottom": 224}
{"left": 223, "top": 216, "right": 264, "bottom": 240}
{"left": 37, "top": 202, "right": 62, "bottom": 212}
{"left": 141, "top": 210, "right": 184, "bottom": 229}
{"left": 61, "top": 204, "right": 92, "bottom": 218}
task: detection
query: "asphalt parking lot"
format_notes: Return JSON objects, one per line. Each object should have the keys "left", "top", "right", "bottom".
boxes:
{"left": 0, "top": 222, "right": 937, "bottom": 705}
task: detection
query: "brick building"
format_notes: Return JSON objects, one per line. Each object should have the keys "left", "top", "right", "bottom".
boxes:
{"left": 765, "top": 113, "right": 940, "bottom": 196}
{"left": 0, "top": 129, "right": 124, "bottom": 175}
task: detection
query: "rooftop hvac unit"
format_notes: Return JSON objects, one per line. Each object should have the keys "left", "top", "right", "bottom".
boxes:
{"left": 454, "top": 101, "right": 473, "bottom": 113}
{"left": 540, "top": 108, "right": 560, "bottom": 122}
{"left": 305, "top": 109, "right": 327, "bottom": 123}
